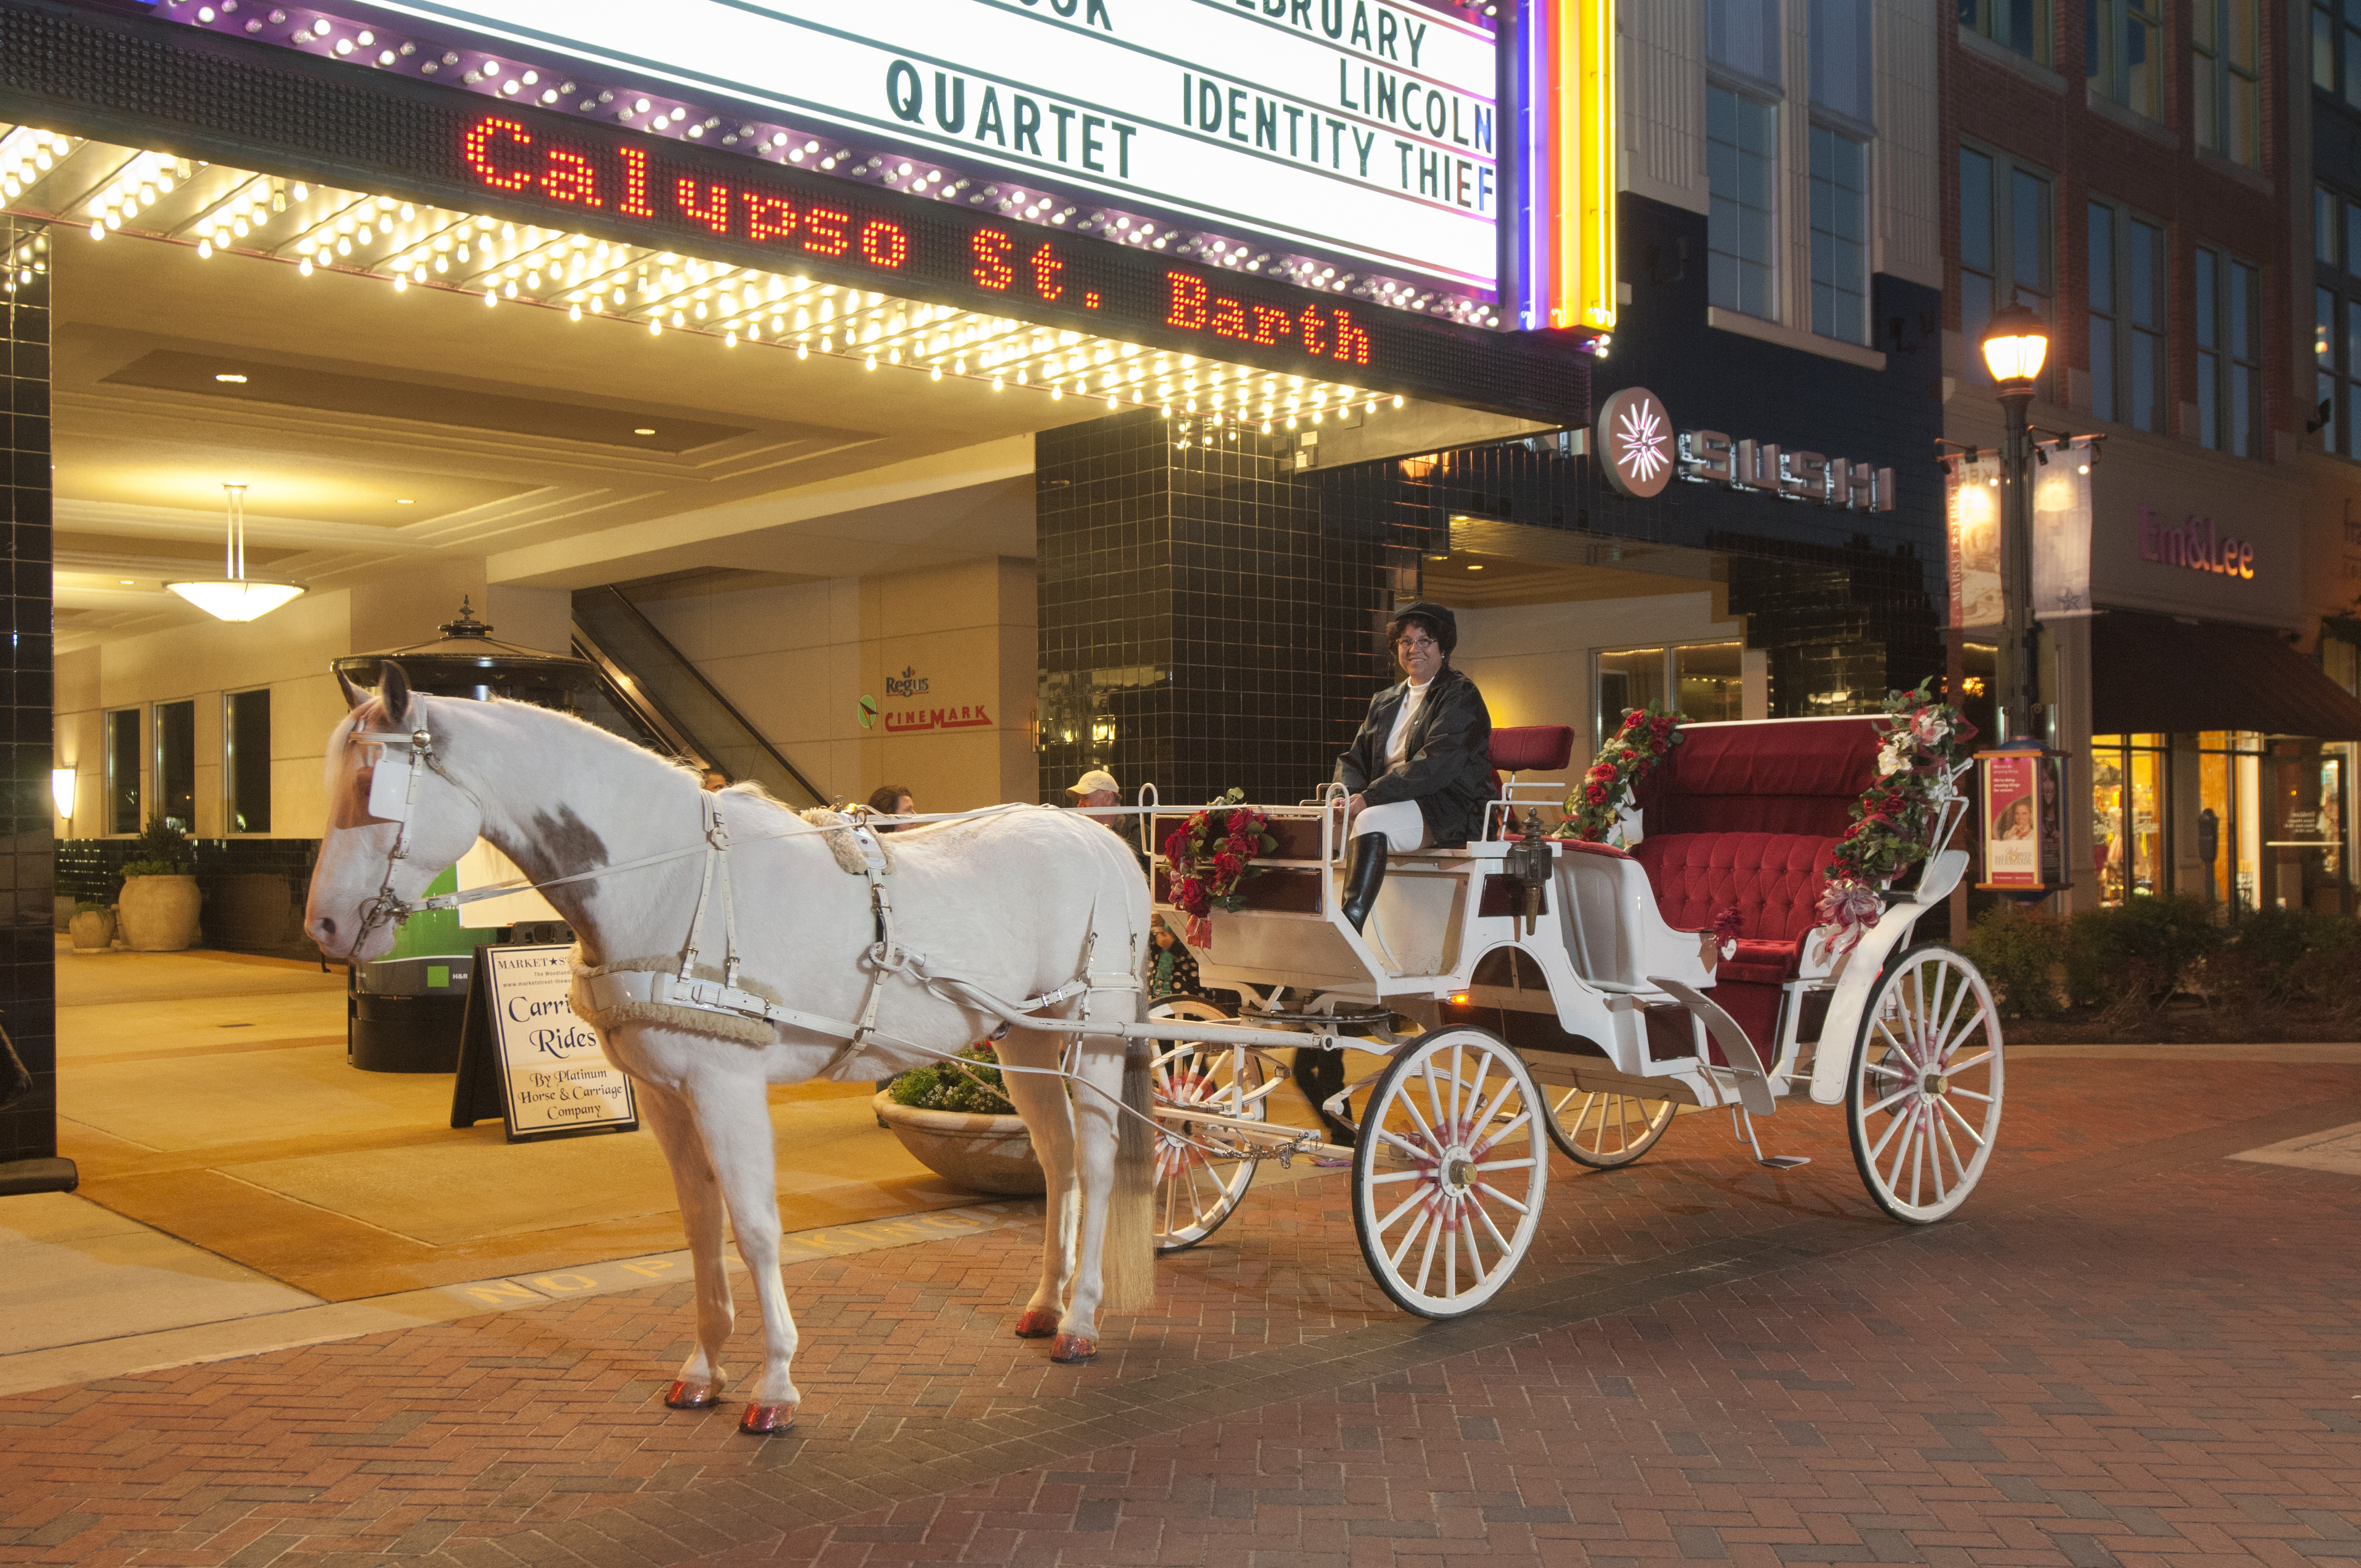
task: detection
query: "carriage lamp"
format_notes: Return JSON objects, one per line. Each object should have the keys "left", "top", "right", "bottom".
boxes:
{"left": 50, "top": 767, "right": 74, "bottom": 820}
{"left": 167, "top": 484, "right": 306, "bottom": 622}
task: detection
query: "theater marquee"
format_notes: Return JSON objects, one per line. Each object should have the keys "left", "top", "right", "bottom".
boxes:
{"left": 349, "top": 0, "right": 1502, "bottom": 292}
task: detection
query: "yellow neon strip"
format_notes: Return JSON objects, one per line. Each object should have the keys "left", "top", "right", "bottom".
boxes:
{"left": 1577, "top": 0, "right": 1616, "bottom": 331}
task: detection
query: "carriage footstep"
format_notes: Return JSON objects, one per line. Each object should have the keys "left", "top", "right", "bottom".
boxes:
{"left": 1049, "top": 1333, "right": 1098, "bottom": 1364}
{"left": 665, "top": 1379, "right": 723, "bottom": 1410}
{"left": 738, "top": 1402, "right": 797, "bottom": 1436}
{"left": 1013, "top": 1308, "right": 1060, "bottom": 1339}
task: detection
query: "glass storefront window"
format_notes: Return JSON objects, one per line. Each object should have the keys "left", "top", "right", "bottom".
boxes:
{"left": 2090, "top": 733, "right": 2167, "bottom": 904}
{"left": 2265, "top": 739, "right": 2350, "bottom": 912}
{"left": 1675, "top": 642, "right": 1744, "bottom": 721}
{"left": 1596, "top": 647, "right": 1668, "bottom": 749}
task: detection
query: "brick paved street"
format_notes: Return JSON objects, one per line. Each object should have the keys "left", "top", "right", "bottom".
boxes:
{"left": 2, "top": 1055, "right": 2357, "bottom": 1568}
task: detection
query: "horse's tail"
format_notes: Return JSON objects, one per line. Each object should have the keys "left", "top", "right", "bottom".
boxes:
{"left": 1099, "top": 984, "right": 1157, "bottom": 1313}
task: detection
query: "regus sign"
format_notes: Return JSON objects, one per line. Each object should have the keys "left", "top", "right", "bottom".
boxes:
{"left": 350, "top": 0, "right": 1502, "bottom": 292}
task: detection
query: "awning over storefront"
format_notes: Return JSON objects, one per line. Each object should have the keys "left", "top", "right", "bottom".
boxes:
{"left": 2091, "top": 611, "right": 2361, "bottom": 740}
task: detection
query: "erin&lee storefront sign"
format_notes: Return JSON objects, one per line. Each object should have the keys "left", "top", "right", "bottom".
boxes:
{"left": 2138, "top": 507, "right": 2256, "bottom": 580}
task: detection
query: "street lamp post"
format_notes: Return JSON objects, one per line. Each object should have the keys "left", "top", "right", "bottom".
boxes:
{"left": 1979, "top": 303, "right": 2050, "bottom": 742}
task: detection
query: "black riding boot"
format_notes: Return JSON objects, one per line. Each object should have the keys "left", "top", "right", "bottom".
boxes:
{"left": 1295, "top": 1043, "right": 1357, "bottom": 1148}
{"left": 1340, "top": 833, "right": 1388, "bottom": 931}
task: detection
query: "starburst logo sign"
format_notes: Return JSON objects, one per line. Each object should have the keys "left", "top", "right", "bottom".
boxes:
{"left": 1597, "top": 386, "right": 1674, "bottom": 498}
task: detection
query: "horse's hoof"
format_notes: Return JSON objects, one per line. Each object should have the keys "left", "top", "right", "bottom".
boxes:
{"left": 1013, "top": 1309, "right": 1060, "bottom": 1339}
{"left": 665, "top": 1379, "right": 721, "bottom": 1410}
{"left": 1049, "top": 1333, "right": 1098, "bottom": 1364}
{"left": 738, "top": 1402, "right": 797, "bottom": 1436}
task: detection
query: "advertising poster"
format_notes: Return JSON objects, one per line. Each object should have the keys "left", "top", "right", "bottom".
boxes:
{"left": 1982, "top": 752, "right": 2042, "bottom": 889}
{"left": 1946, "top": 456, "right": 2003, "bottom": 630}
{"left": 475, "top": 945, "right": 638, "bottom": 1141}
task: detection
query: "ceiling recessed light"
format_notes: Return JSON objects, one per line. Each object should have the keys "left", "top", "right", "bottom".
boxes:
{"left": 118, "top": 579, "right": 133, "bottom": 585}
{"left": 214, "top": 373, "right": 248, "bottom": 383}
{"left": 1466, "top": 564, "right": 1484, "bottom": 571}
{"left": 395, "top": 498, "right": 414, "bottom": 505}
{"left": 633, "top": 427, "right": 656, "bottom": 435}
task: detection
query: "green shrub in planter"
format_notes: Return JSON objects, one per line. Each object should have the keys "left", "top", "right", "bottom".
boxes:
{"left": 120, "top": 817, "right": 193, "bottom": 880}
{"left": 2063, "top": 895, "right": 2221, "bottom": 1013}
{"left": 886, "top": 1043, "right": 1017, "bottom": 1116}
{"left": 1960, "top": 905, "right": 2071, "bottom": 1019}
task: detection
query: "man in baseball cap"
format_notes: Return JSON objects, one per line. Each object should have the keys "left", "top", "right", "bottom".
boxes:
{"left": 1066, "top": 768, "right": 1120, "bottom": 806}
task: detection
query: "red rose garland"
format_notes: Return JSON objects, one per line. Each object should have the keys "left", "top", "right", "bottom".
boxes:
{"left": 1161, "top": 786, "right": 1278, "bottom": 948}
{"left": 1553, "top": 699, "right": 1686, "bottom": 843}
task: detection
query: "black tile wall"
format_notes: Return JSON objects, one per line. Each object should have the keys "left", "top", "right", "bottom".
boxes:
{"left": 0, "top": 216, "right": 54, "bottom": 1177}
{"left": 1037, "top": 408, "right": 1409, "bottom": 808}
{"left": 58, "top": 838, "right": 325, "bottom": 963}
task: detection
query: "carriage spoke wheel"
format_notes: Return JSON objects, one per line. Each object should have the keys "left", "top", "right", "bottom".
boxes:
{"left": 1351, "top": 1026, "right": 1548, "bottom": 1318}
{"left": 1544, "top": 1087, "right": 1677, "bottom": 1168}
{"left": 1846, "top": 943, "right": 2004, "bottom": 1224}
{"left": 1147, "top": 998, "right": 1262, "bottom": 1253}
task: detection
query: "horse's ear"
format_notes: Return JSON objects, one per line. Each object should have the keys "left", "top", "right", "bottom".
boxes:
{"left": 377, "top": 661, "right": 415, "bottom": 728}
{"left": 337, "top": 670, "right": 372, "bottom": 711}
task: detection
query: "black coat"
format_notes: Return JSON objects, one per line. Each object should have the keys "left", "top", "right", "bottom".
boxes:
{"left": 1334, "top": 664, "right": 1494, "bottom": 847}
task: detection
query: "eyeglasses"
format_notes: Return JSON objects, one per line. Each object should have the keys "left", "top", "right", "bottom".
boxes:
{"left": 1396, "top": 637, "right": 1439, "bottom": 652}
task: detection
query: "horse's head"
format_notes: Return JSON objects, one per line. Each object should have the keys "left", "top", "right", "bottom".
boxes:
{"left": 305, "top": 661, "right": 486, "bottom": 963}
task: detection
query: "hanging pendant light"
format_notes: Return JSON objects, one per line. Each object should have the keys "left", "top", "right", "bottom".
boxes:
{"left": 167, "top": 483, "right": 305, "bottom": 622}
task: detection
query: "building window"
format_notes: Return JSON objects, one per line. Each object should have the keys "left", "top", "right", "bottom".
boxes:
{"left": 1810, "top": 0, "right": 1875, "bottom": 125}
{"left": 1960, "top": 0, "right": 2050, "bottom": 64}
{"left": 1962, "top": 147, "right": 2054, "bottom": 389}
{"left": 2195, "top": 0, "right": 2261, "bottom": 167}
{"left": 1810, "top": 126, "right": 1869, "bottom": 343}
{"left": 2316, "top": 0, "right": 2361, "bottom": 107}
{"left": 1708, "top": 0, "right": 1782, "bottom": 87}
{"left": 2321, "top": 286, "right": 2343, "bottom": 452}
{"left": 2089, "top": 0, "right": 2162, "bottom": 118}
{"left": 154, "top": 699, "right": 195, "bottom": 834}
{"left": 2089, "top": 203, "right": 2163, "bottom": 432}
{"left": 1955, "top": 147, "right": 2049, "bottom": 392}
{"left": 105, "top": 708, "right": 140, "bottom": 835}
{"left": 2090, "top": 733, "right": 2167, "bottom": 907}
{"left": 225, "top": 688, "right": 271, "bottom": 834}
{"left": 1596, "top": 642, "right": 1745, "bottom": 749}
{"left": 1708, "top": 86, "right": 1779, "bottom": 320}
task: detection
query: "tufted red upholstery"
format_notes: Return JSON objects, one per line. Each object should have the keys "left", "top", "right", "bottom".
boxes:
{"left": 1635, "top": 718, "right": 1882, "bottom": 837}
{"left": 1631, "top": 832, "right": 1834, "bottom": 966}
{"left": 1490, "top": 725, "right": 1576, "bottom": 773}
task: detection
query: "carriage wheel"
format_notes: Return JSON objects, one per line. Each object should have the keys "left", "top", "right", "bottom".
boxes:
{"left": 1846, "top": 943, "right": 2005, "bottom": 1224}
{"left": 1147, "top": 997, "right": 1262, "bottom": 1253}
{"left": 1544, "top": 1087, "right": 1678, "bottom": 1168}
{"left": 1351, "top": 1026, "right": 1548, "bottom": 1318}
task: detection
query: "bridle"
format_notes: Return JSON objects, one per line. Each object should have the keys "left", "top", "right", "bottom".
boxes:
{"left": 344, "top": 716, "right": 462, "bottom": 956}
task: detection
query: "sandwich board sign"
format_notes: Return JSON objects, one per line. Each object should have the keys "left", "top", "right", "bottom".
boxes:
{"left": 450, "top": 943, "right": 638, "bottom": 1141}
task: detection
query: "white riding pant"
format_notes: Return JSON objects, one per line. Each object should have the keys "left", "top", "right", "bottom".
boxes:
{"left": 1350, "top": 798, "right": 1430, "bottom": 853}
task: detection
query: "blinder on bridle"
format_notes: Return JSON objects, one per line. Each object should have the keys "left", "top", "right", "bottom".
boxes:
{"left": 340, "top": 709, "right": 459, "bottom": 950}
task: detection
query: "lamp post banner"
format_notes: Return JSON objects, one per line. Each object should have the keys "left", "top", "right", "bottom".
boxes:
{"left": 2032, "top": 437, "right": 2095, "bottom": 620}
{"left": 1944, "top": 453, "right": 2003, "bottom": 632}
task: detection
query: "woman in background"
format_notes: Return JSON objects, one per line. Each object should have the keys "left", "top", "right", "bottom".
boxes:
{"left": 867, "top": 783, "right": 916, "bottom": 828}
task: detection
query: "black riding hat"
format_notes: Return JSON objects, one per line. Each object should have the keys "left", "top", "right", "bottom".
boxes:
{"left": 1387, "top": 600, "right": 1459, "bottom": 656}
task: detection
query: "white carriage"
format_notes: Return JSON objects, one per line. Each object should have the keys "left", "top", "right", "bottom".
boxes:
{"left": 1133, "top": 714, "right": 2001, "bottom": 1319}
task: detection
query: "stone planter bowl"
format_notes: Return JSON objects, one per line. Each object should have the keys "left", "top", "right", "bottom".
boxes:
{"left": 67, "top": 909, "right": 117, "bottom": 952}
{"left": 872, "top": 1092, "right": 1046, "bottom": 1195}
{"left": 118, "top": 874, "right": 202, "bottom": 952}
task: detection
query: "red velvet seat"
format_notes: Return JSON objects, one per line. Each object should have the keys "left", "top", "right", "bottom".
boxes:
{"left": 1624, "top": 719, "right": 1886, "bottom": 1064}
{"left": 1485, "top": 725, "right": 1576, "bottom": 838}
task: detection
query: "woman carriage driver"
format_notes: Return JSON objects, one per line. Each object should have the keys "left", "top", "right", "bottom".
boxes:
{"left": 1302, "top": 601, "right": 1493, "bottom": 1144}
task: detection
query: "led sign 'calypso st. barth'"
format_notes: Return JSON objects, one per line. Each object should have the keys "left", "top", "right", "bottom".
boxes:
{"left": 461, "top": 113, "right": 1382, "bottom": 372}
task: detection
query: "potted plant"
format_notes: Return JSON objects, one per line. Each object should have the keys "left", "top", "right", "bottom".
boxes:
{"left": 872, "top": 1044, "right": 1046, "bottom": 1195}
{"left": 67, "top": 899, "right": 117, "bottom": 953}
{"left": 116, "top": 817, "right": 202, "bottom": 952}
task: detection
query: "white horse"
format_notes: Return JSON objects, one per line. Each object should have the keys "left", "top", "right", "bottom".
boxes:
{"left": 305, "top": 664, "right": 1156, "bottom": 1435}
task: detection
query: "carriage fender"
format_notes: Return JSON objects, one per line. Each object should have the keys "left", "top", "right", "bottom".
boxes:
{"left": 1803, "top": 848, "right": 1967, "bottom": 1105}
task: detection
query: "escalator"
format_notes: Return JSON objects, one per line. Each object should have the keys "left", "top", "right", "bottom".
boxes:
{"left": 570, "top": 585, "right": 827, "bottom": 810}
